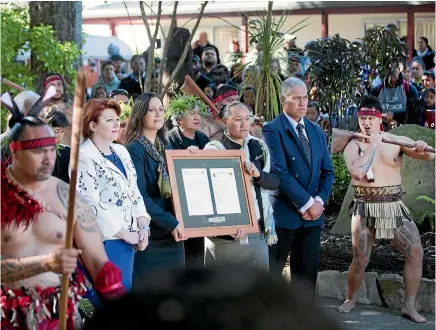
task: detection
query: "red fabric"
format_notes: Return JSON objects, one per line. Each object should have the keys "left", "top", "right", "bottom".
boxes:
{"left": 9, "top": 137, "right": 57, "bottom": 151}
{"left": 1, "top": 164, "right": 44, "bottom": 229}
{"left": 357, "top": 110, "right": 382, "bottom": 119}
{"left": 1, "top": 271, "right": 87, "bottom": 330}
{"left": 424, "top": 110, "right": 435, "bottom": 130}
{"left": 94, "top": 261, "right": 126, "bottom": 301}
{"left": 43, "top": 76, "right": 61, "bottom": 87}
{"left": 212, "top": 90, "right": 238, "bottom": 105}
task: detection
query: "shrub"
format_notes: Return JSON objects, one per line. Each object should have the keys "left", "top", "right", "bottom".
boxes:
{"left": 326, "top": 153, "right": 350, "bottom": 214}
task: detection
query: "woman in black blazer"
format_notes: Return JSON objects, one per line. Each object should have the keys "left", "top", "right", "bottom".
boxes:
{"left": 125, "top": 93, "right": 186, "bottom": 287}
{"left": 166, "top": 95, "right": 210, "bottom": 268}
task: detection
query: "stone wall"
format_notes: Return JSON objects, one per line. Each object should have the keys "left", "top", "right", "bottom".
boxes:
{"left": 316, "top": 271, "right": 435, "bottom": 313}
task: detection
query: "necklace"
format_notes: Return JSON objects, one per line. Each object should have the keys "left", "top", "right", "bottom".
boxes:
{"left": 92, "top": 140, "right": 118, "bottom": 165}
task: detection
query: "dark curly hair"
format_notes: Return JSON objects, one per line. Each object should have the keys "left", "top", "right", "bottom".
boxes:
{"left": 357, "top": 95, "right": 382, "bottom": 113}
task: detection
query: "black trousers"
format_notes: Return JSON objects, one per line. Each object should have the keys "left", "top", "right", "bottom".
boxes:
{"left": 269, "top": 226, "right": 322, "bottom": 299}
{"left": 184, "top": 237, "right": 205, "bottom": 269}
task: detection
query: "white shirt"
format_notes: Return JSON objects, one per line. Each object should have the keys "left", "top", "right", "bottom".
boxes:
{"left": 284, "top": 112, "right": 324, "bottom": 213}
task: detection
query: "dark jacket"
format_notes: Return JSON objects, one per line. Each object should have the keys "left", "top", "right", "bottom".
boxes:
{"left": 126, "top": 140, "right": 178, "bottom": 241}
{"left": 53, "top": 145, "right": 70, "bottom": 183}
{"left": 119, "top": 73, "right": 146, "bottom": 96}
{"left": 263, "top": 114, "right": 335, "bottom": 230}
{"left": 419, "top": 46, "right": 435, "bottom": 70}
{"left": 166, "top": 127, "right": 210, "bottom": 150}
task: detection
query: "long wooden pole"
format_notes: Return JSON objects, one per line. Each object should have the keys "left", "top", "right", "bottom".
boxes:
{"left": 0, "top": 77, "right": 26, "bottom": 92}
{"left": 58, "top": 68, "right": 86, "bottom": 330}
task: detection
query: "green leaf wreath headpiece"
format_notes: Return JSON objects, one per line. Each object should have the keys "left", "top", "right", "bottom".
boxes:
{"left": 166, "top": 94, "right": 208, "bottom": 119}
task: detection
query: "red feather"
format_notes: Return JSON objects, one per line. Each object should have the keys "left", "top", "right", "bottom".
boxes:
{"left": 1, "top": 163, "right": 43, "bottom": 228}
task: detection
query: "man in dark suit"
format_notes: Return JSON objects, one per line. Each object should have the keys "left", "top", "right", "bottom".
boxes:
{"left": 263, "top": 77, "right": 334, "bottom": 298}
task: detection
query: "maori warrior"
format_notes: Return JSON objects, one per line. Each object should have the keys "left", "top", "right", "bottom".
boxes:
{"left": 0, "top": 90, "right": 126, "bottom": 329}
{"left": 337, "top": 96, "right": 434, "bottom": 323}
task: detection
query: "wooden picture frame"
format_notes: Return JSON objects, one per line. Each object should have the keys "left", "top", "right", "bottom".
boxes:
{"left": 165, "top": 150, "right": 259, "bottom": 238}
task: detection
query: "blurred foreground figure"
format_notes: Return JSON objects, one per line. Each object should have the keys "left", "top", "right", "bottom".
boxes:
{"left": 84, "top": 264, "right": 340, "bottom": 330}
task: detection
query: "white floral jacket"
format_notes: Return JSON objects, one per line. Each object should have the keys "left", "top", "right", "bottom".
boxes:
{"left": 75, "top": 139, "right": 150, "bottom": 240}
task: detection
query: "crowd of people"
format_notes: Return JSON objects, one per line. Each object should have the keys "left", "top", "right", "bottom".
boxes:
{"left": 0, "top": 29, "right": 435, "bottom": 329}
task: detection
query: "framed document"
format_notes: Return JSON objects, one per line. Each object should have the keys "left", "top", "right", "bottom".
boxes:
{"left": 165, "top": 150, "right": 259, "bottom": 238}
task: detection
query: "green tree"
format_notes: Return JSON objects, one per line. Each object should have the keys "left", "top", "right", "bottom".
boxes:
{"left": 1, "top": 3, "right": 82, "bottom": 133}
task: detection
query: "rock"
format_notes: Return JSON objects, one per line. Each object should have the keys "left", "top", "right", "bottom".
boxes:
{"left": 316, "top": 270, "right": 381, "bottom": 306}
{"left": 377, "top": 274, "right": 404, "bottom": 309}
{"left": 330, "top": 184, "right": 354, "bottom": 235}
{"left": 364, "top": 271, "right": 382, "bottom": 306}
{"left": 415, "top": 278, "right": 435, "bottom": 313}
{"left": 390, "top": 125, "right": 436, "bottom": 224}
{"left": 331, "top": 124, "right": 435, "bottom": 235}
{"left": 377, "top": 273, "right": 435, "bottom": 313}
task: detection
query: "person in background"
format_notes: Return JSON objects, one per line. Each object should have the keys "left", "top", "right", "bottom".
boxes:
{"left": 205, "top": 102, "right": 279, "bottom": 270}
{"left": 410, "top": 57, "right": 426, "bottom": 91}
{"left": 38, "top": 73, "right": 74, "bottom": 145}
{"left": 92, "top": 61, "right": 120, "bottom": 96}
{"left": 110, "top": 54, "right": 129, "bottom": 81}
{"left": 203, "top": 83, "right": 216, "bottom": 100}
{"left": 76, "top": 99, "right": 151, "bottom": 292}
{"left": 119, "top": 55, "right": 147, "bottom": 95}
{"left": 419, "top": 88, "right": 435, "bottom": 129}
{"left": 230, "top": 63, "right": 243, "bottom": 86}
{"left": 84, "top": 58, "right": 99, "bottom": 97}
{"left": 371, "top": 67, "right": 420, "bottom": 129}
{"left": 110, "top": 89, "right": 130, "bottom": 104}
{"left": 305, "top": 101, "right": 321, "bottom": 124}
{"left": 92, "top": 85, "right": 109, "bottom": 99}
{"left": 125, "top": 93, "right": 187, "bottom": 285}
{"left": 39, "top": 108, "right": 71, "bottom": 183}
{"left": 192, "top": 31, "right": 220, "bottom": 62}
{"left": 83, "top": 265, "right": 341, "bottom": 330}
{"left": 166, "top": 95, "right": 210, "bottom": 268}
{"left": 224, "top": 39, "right": 242, "bottom": 70}
{"left": 192, "top": 55, "right": 212, "bottom": 92}
{"left": 422, "top": 71, "right": 435, "bottom": 89}
{"left": 263, "top": 77, "right": 334, "bottom": 300}
{"left": 200, "top": 46, "right": 219, "bottom": 75}
{"left": 417, "top": 36, "right": 435, "bottom": 70}
{"left": 240, "top": 86, "right": 256, "bottom": 113}
{"left": 402, "top": 65, "right": 412, "bottom": 83}
{"left": 208, "top": 64, "right": 232, "bottom": 87}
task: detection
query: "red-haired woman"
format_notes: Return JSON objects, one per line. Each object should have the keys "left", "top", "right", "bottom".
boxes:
{"left": 74, "top": 99, "right": 151, "bottom": 291}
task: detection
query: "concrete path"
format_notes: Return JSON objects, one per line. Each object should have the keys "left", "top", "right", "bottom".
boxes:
{"left": 317, "top": 297, "right": 435, "bottom": 330}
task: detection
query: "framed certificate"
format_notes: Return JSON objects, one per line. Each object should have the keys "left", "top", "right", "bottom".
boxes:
{"left": 165, "top": 150, "right": 259, "bottom": 238}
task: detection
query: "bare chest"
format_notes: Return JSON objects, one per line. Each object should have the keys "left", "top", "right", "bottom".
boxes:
{"left": 357, "top": 142, "right": 402, "bottom": 168}
{"left": 2, "top": 211, "right": 67, "bottom": 257}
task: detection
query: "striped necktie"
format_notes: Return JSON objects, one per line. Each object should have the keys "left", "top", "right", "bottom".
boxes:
{"left": 296, "top": 123, "right": 311, "bottom": 164}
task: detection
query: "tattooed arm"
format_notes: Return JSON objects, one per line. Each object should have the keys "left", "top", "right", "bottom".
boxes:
{"left": 56, "top": 181, "right": 108, "bottom": 280}
{"left": 344, "top": 133, "right": 381, "bottom": 181}
{"left": 1, "top": 255, "right": 51, "bottom": 283}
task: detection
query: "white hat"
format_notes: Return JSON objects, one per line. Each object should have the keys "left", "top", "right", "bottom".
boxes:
{"left": 284, "top": 34, "right": 297, "bottom": 41}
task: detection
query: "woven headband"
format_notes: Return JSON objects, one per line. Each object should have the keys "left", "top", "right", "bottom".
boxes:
{"left": 9, "top": 137, "right": 57, "bottom": 151}
{"left": 357, "top": 110, "right": 382, "bottom": 119}
{"left": 44, "top": 76, "right": 62, "bottom": 87}
{"left": 212, "top": 90, "right": 238, "bottom": 105}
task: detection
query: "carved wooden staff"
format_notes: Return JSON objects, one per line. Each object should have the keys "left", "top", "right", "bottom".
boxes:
{"left": 58, "top": 68, "right": 86, "bottom": 330}
{"left": 181, "top": 75, "right": 220, "bottom": 118}
{"left": 0, "top": 76, "right": 26, "bottom": 92}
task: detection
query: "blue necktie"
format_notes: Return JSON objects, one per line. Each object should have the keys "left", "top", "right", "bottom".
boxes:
{"left": 296, "top": 123, "right": 312, "bottom": 164}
